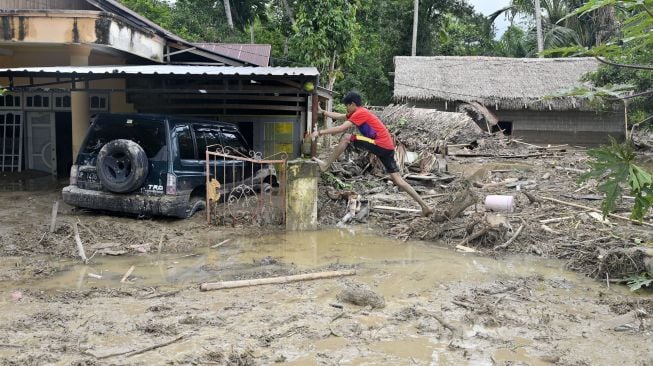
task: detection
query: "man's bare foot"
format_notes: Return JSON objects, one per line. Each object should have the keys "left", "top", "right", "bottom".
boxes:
{"left": 422, "top": 207, "right": 434, "bottom": 217}
{"left": 312, "top": 157, "right": 329, "bottom": 172}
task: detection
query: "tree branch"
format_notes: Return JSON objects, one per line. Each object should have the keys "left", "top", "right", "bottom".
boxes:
{"left": 595, "top": 56, "right": 653, "bottom": 71}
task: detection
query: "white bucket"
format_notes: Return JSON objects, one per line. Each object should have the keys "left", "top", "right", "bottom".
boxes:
{"left": 485, "top": 195, "right": 515, "bottom": 213}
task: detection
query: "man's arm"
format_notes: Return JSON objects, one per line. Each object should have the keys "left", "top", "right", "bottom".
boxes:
{"left": 311, "top": 121, "right": 355, "bottom": 139}
{"left": 318, "top": 105, "right": 347, "bottom": 121}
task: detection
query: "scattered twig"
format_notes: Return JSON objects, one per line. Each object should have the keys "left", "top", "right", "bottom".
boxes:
{"left": 493, "top": 224, "right": 524, "bottom": 250}
{"left": 90, "top": 334, "right": 189, "bottom": 360}
{"left": 72, "top": 222, "right": 88, "bottom": 264}
{"left": 540, "top": 224, "right": 561, "bottom": 234}
{"left": 211, "top": 238, "right": 231, "bottom": 249}
{"left": 451, "top": 300, "right": 476, "bottom": 310}
{"left": 540, "top": 195, "right": 653, "bottom": 228}
{"left": 420, "top": 308, "right": 462, "bottom": 337}
{"left": 142, "top": 290, "right": 181, "bottom": 299}
{"left": 539, "top": 216, "right": 573, "bottom": 224}
{"left": 120, "top": 265, "right": 135, "bottom": 283}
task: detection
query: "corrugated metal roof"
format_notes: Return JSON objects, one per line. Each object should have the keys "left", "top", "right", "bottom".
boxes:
{"left": 196, "top": 43, "right": 271, "bottom": 67}
{"left": 0, "top": 65, "right": 319, "bottom": 77}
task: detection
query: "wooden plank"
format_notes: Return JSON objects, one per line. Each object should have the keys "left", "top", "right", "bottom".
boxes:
{"left": 141, "top": 104, "right": 304, "bottom": 112}
{"left": 132, "top": 94, "right": 306, "bottom": 102}
{"left": 372, "top": 205, "right": 421, "bottom": 213}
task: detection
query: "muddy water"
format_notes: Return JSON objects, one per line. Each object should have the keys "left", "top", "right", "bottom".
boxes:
{"left": 0, "top": 228, "right": 650, "bottom": 365}
{"left": 12, "top": 228, "right": 572, "bottom": 291}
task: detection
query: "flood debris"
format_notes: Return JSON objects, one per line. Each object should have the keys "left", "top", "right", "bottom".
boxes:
{"left": 315, "top": 104, "right": 653, "bottom": 282}
{"left": 336, "top": 281, "right": 386, "bottom": 309}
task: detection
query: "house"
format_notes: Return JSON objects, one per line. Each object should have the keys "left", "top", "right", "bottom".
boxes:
{"left": 0, "top": 0, "right": 326, "bottom": 176}
{"left": 393, "top": 56, "right": 623, "bottom": 145}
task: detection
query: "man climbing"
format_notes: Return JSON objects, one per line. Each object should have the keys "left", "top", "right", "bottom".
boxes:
{"left": 312, "top": 91, "right": 433, "bottom": 217}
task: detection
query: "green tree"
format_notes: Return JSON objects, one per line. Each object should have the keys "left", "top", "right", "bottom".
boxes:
{"left": 118, "top": 0, "right": 172, "bottom": 29}
{"left": 289, "top": 0, "right": 361, "bottom": 90}
{"left": 490, "top": 0, "right": 618, "bottom": 55}
{"left": 494, "top": 25, "right": 529, "bottom": 57}
{"left": 556, "top": 1, "right": 653, "bottom": 224}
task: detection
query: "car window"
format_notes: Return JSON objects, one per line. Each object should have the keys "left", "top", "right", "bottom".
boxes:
{"left": 221, "top": 129, "right": 248, "bottom": 151}
{"left": 81, "top": 115, "right": 166, "bottom": 160}
{"left": 175, "top": 126, "right": 195, "bottom": 160}
{"left": 193, "top": 126, "right": 222, "bottom": 154}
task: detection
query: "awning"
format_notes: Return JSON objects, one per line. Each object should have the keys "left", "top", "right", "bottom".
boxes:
{"left": 0, "top": 65, "right": 319, "bottom": 78}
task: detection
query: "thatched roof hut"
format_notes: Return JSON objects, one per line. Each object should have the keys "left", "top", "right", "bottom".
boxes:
{"left": 393, "top": 56, "right": 601, "bottom": 111}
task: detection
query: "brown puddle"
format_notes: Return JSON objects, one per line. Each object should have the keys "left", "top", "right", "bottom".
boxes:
{"left": 4, "top": 228, "right": 579, "bottom": 292}
{"left": 0, "top": 228, "right": 650, "bottom": 365}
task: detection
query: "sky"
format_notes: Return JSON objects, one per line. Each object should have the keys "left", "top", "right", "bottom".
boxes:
{"left": 464, "top": 0, "right": 513, "bottom": 37}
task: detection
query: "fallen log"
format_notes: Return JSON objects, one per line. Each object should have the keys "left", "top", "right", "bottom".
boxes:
{"left": 540, "top": 196, "right": 653, "bottom": 228}
{"left": 200, "top": 269, "right": 356, "bottom": 291}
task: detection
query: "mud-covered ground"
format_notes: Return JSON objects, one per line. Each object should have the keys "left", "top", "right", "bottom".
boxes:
{"left": 0, "top": 168, "right": 652, "bottom": 365}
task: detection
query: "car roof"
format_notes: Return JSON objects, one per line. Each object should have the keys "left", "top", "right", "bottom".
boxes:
{"left": 92, "top": 113, "right": 238, "bottom": 128}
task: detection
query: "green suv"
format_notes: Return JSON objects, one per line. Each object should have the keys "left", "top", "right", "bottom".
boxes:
{"left": 62, "top": 113, "right": 276, "bottom": 218}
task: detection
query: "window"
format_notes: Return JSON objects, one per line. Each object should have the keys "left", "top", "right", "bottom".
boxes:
{"left": 193, "top": 126, "right": 221, "bottom": 154}
{"left": 25, "top": 93, "right": 50, "bottom": 109}
{"left": 54, "top": 95, "right": 71, "bottom": 110}
{"left": 0, "top": 94, "right": 21, "bottom": 109}
{"left": 81, "top": 115, "right": 167, "bottom": 160}
{"left": 176, "top": 126, "right": 195, "bottom": 160}
{"left": 221, "top": 130, "right": 247, "bottom": 150}
{"left": 89, "top": 94, "right": 109, "bottom": 111}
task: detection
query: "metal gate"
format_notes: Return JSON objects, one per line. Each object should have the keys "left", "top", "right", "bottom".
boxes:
{"left": 0, "top": 112, "right": 23, "bottom": 172}
{"left": 205, "top": 145, "right": 287, "bottom": 226}
{"left": 26, "top": 112, "right": 56, "bottom": 175}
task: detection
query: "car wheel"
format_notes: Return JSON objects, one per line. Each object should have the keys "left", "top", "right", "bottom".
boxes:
{"left": 96, "top": 139, "right": 149, "bottom": 193}
{"left": 185, "top": 196, "right": 206, "bottom": 219}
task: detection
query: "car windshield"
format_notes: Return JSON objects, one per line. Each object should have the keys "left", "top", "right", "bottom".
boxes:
{"left": 81, "top": 115, "right": 166, "bottom": 160}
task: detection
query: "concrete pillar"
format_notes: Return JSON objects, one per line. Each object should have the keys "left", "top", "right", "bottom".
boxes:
{"left": 286, "top": 159, "right": 319, "bottom": 231}
{"left": 69, "top": 45, "right": 91, "bottom": 161}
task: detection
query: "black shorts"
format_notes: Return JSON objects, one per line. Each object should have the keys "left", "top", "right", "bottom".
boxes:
{"left": 350, "top": 135, "right": 399, "bottom": 174}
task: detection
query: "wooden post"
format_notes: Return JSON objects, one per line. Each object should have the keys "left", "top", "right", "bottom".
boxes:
{"left": 49, "top": 201, "right": 59, "bottom": 233}
{"left": 311, "top": 93, "right": 319, "bottom": 157}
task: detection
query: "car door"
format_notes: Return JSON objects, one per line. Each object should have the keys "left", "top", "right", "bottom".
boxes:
{"left": 172, "top": 124, "right": 204, "bottom": 193}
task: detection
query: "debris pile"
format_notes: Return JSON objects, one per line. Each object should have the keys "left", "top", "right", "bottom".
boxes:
{"left": 316, "top": 104, "right": 653, "bottom": 282}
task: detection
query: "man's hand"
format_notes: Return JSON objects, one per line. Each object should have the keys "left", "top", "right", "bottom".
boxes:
{"left": 311, "top": 130, "right": 320, "bottom": 140}
{"left": 317, "top": 105, "right": 324, "bottom": 115}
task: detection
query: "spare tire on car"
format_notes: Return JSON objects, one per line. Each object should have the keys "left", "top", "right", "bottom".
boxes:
{"left": 96, "top": 139, "right": 149, "bottom": 193}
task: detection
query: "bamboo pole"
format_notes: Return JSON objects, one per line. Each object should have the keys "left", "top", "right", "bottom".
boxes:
{"left": 72, "top": 222, "right": 88, "bottom": 263}
{"left": 120, "top": 265, "right": 135, "bottom": 283}
{"left": 49, "top": 201, "right": 59, "bottom": 233}
{"left": 200, "top": 269, "right": 356, "bottom": 291}
{"left": 540, "top": 196, "right": 653, "bottom": 228}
